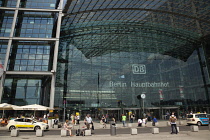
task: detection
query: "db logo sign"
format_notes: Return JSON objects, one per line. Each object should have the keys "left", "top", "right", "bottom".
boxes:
{"left": 132, "top": 64, "right": 146, "bottom": 74}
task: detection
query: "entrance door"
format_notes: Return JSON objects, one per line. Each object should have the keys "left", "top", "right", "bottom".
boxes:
{"left": 101, "top": 108, "right": 121, "bottom": 121}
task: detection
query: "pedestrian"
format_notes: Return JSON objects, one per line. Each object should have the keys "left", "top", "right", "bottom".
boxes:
{"left": 77, "top": 115, "right": 80, "bottom": 124}
{"left": 122, "top": 114, "right": 126, "bottom": 127}
{"left": 152, "top": 116, "right": 158, "bottom": 126}
{"left": 64, "top": 120, "right": 74, "bottom": 136}
{"left": 142, "top": 117, "right": 147, "bottom": 127}
{"left": 84, "top": 114, "right": 93, "bottom": 130}
{"left": 101, "top": 114, "right": 106, "bottom": 128}
{"left": 70, "top": 114, "right": 75, "bottom": 125}
{"left": 169, "top": 115, "right": 178, "bottom": 134}
{"left": 100, "top": 119, "right": 106, "bottom": 128}
{"left": 166, "top": 111, "right": 170, "bottom": 120}
{"left": 112, "top": 117, "right": 116, "bottom": 123}
{"left": 137, "top": 118, "right": 142, "bottom": 127}
{"left": 130, "top": 113, "right": 133, "bottom": 123}
{"left": 101, "top": 115, "right": 106, "bottom": 124}
{"left": 74, "top": 115, "right": 77, "bottom": 125}
{"left": 54, "top": 118, "right": 59, "bottom": 125}
{"left": 105, "top": 114, "right": 109, "bottom": 123}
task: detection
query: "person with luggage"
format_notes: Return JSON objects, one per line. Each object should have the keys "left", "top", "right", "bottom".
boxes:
{"left": 76, "top": 125, "right": 87, "bottom": 136}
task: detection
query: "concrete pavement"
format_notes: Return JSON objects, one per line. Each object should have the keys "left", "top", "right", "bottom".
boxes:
{"left": 0, "top": 120, "right": 210, "bottom": 140}
{"left": 0, "top": 131, "right": 210, "bottom": 140}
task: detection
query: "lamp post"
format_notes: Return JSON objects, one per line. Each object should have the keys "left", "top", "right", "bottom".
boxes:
{"left": 63, "top": 99, "right": 66, "bottom": 122}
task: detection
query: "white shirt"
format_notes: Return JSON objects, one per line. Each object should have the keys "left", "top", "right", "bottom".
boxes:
{"left": 142, "top": 118, "right": 147, "bottom": 124}
{"left": 86, "top": 117, "right": 92, "bottom": 124}
{"left": 77, "top": 116, "right": 80, "bottom": 120}
{"left": 138, "top": 119, "right": 142, "bottom": 123}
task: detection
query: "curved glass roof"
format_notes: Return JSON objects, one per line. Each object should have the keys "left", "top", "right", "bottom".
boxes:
{"left": 60, "top": 0, "right": 210, "bottom": 61}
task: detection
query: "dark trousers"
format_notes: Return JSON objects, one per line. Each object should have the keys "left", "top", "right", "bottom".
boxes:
{"left": 171, "top": 124, "right": 178, "bottom": 134}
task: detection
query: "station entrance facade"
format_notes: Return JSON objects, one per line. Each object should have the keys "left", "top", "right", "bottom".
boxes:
{"left": 55, "top": 39, "right": 210, "bottom": 120}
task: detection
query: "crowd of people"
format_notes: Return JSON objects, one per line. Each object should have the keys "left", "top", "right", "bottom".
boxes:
{"left": 2, "top": 110, "right": 205, "bottom": 137}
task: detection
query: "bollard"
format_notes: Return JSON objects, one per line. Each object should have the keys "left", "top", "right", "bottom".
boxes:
{"left": 54, "top": 125, "right": 58, "bottom": 129}
{"left": 115, "top": 124, "right": 119, "bottom": 128}
{"left": 61, "top": 129, "right": 68, "bottom": 137}
{"left": 166, "top": 122, "right": 171, "bottom": 126}
{"left": 36, "top": 129, "right": 43, "bottom": 137}
{"left": 128, "top": 123, "right": 132, "bottom": 127}
{"left": 11, "top": 129, "right": 19, "bottom": 137}
{"left": 190, "top": 125, "right": 199, "bottom": 132}
{"left": 177, "top": 126, "right": 179, "bottom": 133}
{"left": 110, "top": 121, "right": 116, "bottom": 136}
{"left": 179, "top": 121, "right": 184, "bottom": 125}
{"left": 152, "top": 128, "right": 159, "bottom": 134}
{"left": 100, "top": 124, "right": 104, "bottom": 128}
{"left": 48, "top": 119, "right": 52, "bottom": 128}
{"left": 130, "top": 128, "right": 137, "bottom": 135}
{"left": 85, "top": 130, "right": 91, "bottom": 136}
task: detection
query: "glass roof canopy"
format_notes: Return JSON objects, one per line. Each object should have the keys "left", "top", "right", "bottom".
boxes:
{"left": 60, "top": 0, "right": 210, "bottom": 61}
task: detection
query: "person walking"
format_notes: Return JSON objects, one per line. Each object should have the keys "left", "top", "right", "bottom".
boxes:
{"left": 152, "top": 116, "right": 158, "bottom": 126}
{"left": 70, "top": 114, "right": 75, "bottom": 125}
{"left": 142, "top": 117, "right": 147, "bottom": 127}
{"left": 100, "top": 115, "right": 106, "bottom": 128}
{"left": 130, "top": 113, "right": 133, "bottom": 123}
{"left": 76, "top": 115, "right": 80, "bottom": 124}
{"left": 122, "top": 114, "right": 126, "bottom": 127}
{"left": 169, "top": 115, "right": 178, "bottom": 134}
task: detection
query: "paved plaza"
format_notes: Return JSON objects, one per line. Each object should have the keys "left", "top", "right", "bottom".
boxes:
{"left": 0, "top": 120, "right": 210, "bottom": 140}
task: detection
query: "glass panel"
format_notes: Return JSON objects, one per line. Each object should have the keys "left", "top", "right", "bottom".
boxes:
{"left": 0, "top": 10, "right": 14, "bottom": 37}
{"left": 14, "top": 12, "right": 54, "bottom": 38}
{"left": 0, "top": 40, "right": 8, "bottom": 65}
{"left": 0, "top": 0, "right": 16, "bottom": 7}
{"left": 3, "top": 78, "right": 42, "bottom": 105}
{"left": 19, "top": 0, "right": 57, "bottom": 9}
{"left": 8, "top": 41, "right": 51, "bottom": 71}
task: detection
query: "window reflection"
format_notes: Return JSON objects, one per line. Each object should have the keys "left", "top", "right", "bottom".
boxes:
{"left": 3, "top": 79, "right": 42, "bottom": 105}
{"left": 55, "top": 45, "right": 209, "bottom": 110}
{"left": 8, "top": 41, "right": 51, "bottom": 71}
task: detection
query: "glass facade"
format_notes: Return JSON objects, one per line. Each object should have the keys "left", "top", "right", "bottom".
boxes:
{"left": 0, "top": 0, "right": 60, "bottom": 109}
{"left": 0, "top": 0, "right": 210, "bottom": 120}
{"left": 8, "top": 41, "right": 52, "bottom": 71}
{"left": 3, "top": 78, "right": 42, "bottom": 105}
